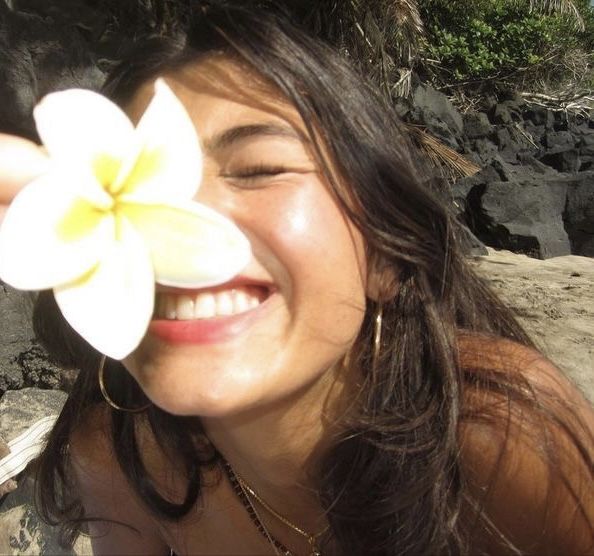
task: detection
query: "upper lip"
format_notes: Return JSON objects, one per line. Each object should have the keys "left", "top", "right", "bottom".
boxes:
{"left": 155, "top": 275, "right": 276, "bottom": 296}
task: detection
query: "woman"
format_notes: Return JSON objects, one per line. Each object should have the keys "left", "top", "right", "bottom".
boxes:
{"left": 0, "top": 3, "right": 592, "bottom": 555}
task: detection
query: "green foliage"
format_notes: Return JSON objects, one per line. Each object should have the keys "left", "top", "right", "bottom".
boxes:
{"left": 578, "top": 0, "right": 594, "bottom": 49}
{"left": 418, "top": 0, "right": 594, "bottom": 90}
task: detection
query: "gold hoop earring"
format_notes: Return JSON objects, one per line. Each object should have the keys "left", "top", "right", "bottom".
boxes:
{"left": 97, "top": 355, "right": 151, "bottom": 413}
{"left": 373, "top": 307, "right": 383, "bottom": 369}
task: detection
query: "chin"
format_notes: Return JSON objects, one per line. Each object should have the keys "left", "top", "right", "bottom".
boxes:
{"left": 122, "top": 348, "right": 273, "bottom": 418}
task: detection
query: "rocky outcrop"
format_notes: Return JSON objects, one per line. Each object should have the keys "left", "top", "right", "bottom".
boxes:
{"left": 0, "top": 287, "right": 70, "bottom": 396}
{"left": 565, "top": 172, "right": 594, "bottom": 257}
{"left": 0, "top": 1, "right": 104, "bottom": 139}
{"left": 1, "top": 1, "right": 592, "bottom": 259}
{"left": 399, "top": 83, "right": 594, "bottom": 260}
{"left": 0, "top": 286, "right": 35, "bottom": 393}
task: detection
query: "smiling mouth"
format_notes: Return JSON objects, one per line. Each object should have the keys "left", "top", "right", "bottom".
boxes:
{"left": 153, "top": 285, "right": 270, "bottom": 320}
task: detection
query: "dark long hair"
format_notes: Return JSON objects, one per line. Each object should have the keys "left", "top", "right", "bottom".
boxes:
{"left": 33, "top": 3, "right": 592, "bottom": 555}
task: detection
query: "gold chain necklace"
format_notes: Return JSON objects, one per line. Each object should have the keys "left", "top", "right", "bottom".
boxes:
{"left": 223, "top": 459, "right": 293, "bottom": 555}
{"left": 236, "top": 476, "right": 283, "bottom": 556}
{"left": 222, "top": 459, "right": 328, "bottom": 556}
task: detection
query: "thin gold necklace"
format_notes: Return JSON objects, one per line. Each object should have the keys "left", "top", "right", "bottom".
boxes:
{"left": 235, "top": 472, "right": 283, "bottom": 556}
{"left": 222, "top": 460, "right": 328, "bottom": 556}
{"left": 223, "top": 459, "right": 293, "bottom": 555}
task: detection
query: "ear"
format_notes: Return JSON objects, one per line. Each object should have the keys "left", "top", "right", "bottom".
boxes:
{"left": 366, "top": 261, "right": 400, "bottom": 303}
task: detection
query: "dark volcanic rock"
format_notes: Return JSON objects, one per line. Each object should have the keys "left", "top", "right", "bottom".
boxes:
{"left": 489, "top": 104, "right": 513, "bottom": 125}
{"left": 472, "top": 138, "right": 499, "bottom": 161}
{"left": 524, "top": 105, "right": 554, "bottom": 128}
{"left": 541, "top": 150, "right": 580, "bottom": 173}
{"left": 500, "top": 99, "right": 524, "bottom": 122}
{"left": 538, "top": 123, "right": 591, "bottom": 173}
{"left": 458, "top": 159, "right": 572, "bottom": 259}
{"left": 0, "top": 286, "right": 33, "bottom": 394}
{"left": 545, "top": 131, "right": 576, "bottom": 153}
{"left": 579, "top": 133, "right": 594, "bottom": 171}
{"left": 0, "top": 363, "right": 24, "bottom": 393}
{"left": 0, "top": 286, "right": 67, "bottom": 394}
{"left": 580, "top": 133, "right": 594, "bottom": 157}
{"left": 523, "top": 121, "right": 546, "bottom": 145}
{"left": 477, "top": 180, "right": 570, "bottom": 258}
{"left": 409, "top": 105, "right": 461, "bottom": 149}
{"left": 408, "top": 83, "right": 464, "bottom": 148}
{"left": 18, "top": 344, "right": 62, "bottom": 390}
{"left": 564, "top": 172, "right": 594, "bottom": 257}
{"left": 412, "top": 83, "right": 464, "bottom": 135}
{"left": 450, "top": 90, "right": 594, "bottom": 259}
{"left": 463, "top": 112, "right": 493, "bottom": 140}
{"left": 0, "top": 2, "right": 104, "bottom": 137}
{"left": 541, "top": 129, "right": 579, "bottom": 172}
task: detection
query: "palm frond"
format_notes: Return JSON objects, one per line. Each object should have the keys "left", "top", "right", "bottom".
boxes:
{"left": 392, "top": 68, "right": 414, "bottom": 98}
{"left": 301, "top": 0, "right": 425, "bottom": 98}
{"left": 406, "top": 125, "right": 481, "bottom": 183}
{"left": 383, "top": 0, "right": 425, "bottom": 65}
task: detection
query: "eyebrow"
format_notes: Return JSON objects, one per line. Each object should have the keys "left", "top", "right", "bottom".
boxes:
{"left": 204, "top": 123, "right": 306, "bottom": 151}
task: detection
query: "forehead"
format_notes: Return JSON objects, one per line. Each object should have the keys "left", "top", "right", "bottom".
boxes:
{"left": 126, "top": 56, "right": 309, "bottom": 145}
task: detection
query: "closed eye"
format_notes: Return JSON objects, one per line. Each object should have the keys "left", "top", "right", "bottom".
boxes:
{"left": 223, "top": 164, "right": 294, "bottom": 179}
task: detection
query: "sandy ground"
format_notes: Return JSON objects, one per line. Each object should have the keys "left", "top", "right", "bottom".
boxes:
{"left": 472, "top": 248, "right": 594, "bottom": 402}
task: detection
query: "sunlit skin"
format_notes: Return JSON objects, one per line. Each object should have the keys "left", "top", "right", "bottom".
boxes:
{"left": 124, "top": 59, "right": 368, "bottom": 416}
{"left": 118, "top": 57, "right": 370, "bottom": 548}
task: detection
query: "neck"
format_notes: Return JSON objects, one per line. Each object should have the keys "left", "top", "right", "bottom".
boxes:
{"left": 201, "top": 362, "right": 351, "bottom": 537}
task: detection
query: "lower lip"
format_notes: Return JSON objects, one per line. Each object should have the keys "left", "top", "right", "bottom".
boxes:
{"left": 148, "top": 296, "right": 271, "bottom": 345}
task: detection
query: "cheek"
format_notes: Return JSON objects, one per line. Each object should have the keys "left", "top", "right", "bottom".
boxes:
{"left": 248, "top": 181, "right": 367, "bottom": 339}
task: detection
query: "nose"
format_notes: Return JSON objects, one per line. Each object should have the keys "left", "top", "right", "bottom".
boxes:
{"left": 193, "top": 166, "right": 257, "bottom": 259}
{"left": 194, "top": 167, "right": 233, "bottom": 214}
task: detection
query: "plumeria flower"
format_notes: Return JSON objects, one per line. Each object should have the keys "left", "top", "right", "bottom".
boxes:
{"left": 0, "top": 79, "right": 251, "bottom": 359}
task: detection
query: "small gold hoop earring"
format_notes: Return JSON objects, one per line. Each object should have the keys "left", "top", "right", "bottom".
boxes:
{"left": 373, "top": 307, "right": 383, "bottom": 369}
{"left": 97, "top": 355, "right": 151, "bottom": 413}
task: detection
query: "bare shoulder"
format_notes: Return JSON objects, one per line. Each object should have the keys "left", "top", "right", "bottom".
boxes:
{"left": 68, "top": 404, "right": 171, "bottom": 555}
{"left": 458, "top": 336, "right": 594, "bottom": 555}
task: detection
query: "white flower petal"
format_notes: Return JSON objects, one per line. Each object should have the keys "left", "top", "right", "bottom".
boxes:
{"left": 114, "top": 79, "right": 202, "bottom": 201}
{"left": 47, "top": 164, "right": 115, "bottom": 209}
{"left": 121, "top": 200, "right": 251, "bottom": 288}
{"left": 33, "top": 89, "right": 135, "bottom": 176}
{"left": 54, "top": 218, "right": 154, "bottom": 360}
{"left": 0, "top": 174, "right": 114, "bottom": 290}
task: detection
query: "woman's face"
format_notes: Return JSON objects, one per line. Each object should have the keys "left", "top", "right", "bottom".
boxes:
{"left": 122, "top": 58, "right": 369, "bottom": 417}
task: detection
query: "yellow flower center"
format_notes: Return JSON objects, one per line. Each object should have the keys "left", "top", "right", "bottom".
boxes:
{"left": 93, "top": 154, "right": 122, "bottom": 192}
{"left": 56, "top": 198, "right": 107, "bottom": 242}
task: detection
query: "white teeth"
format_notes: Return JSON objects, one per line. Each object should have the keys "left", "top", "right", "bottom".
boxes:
{"left": 165, "top": 296, "right": 177, "bottom": 320}
{"left": 216, "top": 291, "right": 234, "bottom": 316}
{"left": 233, "top": 289, "right": 250, "bottom": 313}
{"left": 194, "top": 293, "right": 216, "bottom": 319}
{"left": 155, "top": 287, "right": 265, "bottom": 320}
{"left": 176, "top": 295, "right": 195, "bottom": 320}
